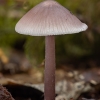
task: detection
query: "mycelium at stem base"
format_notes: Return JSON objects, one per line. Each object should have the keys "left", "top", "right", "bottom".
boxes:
{"left": 45, "top": 36, "right": 55, "bottom": 100}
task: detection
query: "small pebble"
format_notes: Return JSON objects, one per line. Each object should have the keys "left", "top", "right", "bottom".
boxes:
{"left": 90, "top": 80, "right": 97, "bottom": 85}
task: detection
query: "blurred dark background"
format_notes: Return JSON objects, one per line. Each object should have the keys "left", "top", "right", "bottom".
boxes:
{"left": 0, "top": 0, "right": 100, "bottom": 67}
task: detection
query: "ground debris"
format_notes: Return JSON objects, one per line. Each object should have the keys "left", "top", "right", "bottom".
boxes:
{"left": 0, "top": 48, "right": 31, "bottom": 74}
{"left": 0, "top": 84, "right": 14, "bottom": 100}
{"left": 82, "top": 98, "right": 95, "bottom": 100}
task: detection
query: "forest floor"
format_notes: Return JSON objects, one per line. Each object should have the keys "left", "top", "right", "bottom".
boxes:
{"left": 0, "top": 48, "right": 100, "bottom": 100}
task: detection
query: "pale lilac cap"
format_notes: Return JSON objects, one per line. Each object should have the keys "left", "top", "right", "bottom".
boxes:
{"left": 15, "top": 0, "right": 88, "bottom": 36}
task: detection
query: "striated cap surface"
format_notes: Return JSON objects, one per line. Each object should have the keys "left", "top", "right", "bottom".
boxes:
{"left": 15, "top": 0, "right": 88, "bottom": 36}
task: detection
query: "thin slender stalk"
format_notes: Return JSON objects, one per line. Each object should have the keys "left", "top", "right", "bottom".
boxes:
{"left": 45, "top": 36, "right": 55, "bottom": 100}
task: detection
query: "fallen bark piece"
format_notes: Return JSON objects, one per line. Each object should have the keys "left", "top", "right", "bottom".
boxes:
{"left": 0, "top": 84, "right": 15, "bottom": 100}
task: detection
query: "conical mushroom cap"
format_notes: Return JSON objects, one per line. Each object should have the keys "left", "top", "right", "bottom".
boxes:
{"left": 15, "top": 0, "right": 88, "bottom": 36}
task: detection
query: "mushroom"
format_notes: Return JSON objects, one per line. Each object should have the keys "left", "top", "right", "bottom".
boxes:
{"left": 15, "top": 0, "right": 88, "bottom": 100}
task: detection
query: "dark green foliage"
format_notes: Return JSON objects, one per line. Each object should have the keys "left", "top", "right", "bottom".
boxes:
{"left": 0, "top": 0, "right": 100, "bottom": 65}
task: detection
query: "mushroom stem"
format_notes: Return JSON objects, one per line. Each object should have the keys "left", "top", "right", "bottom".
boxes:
{"left": 45, "top": 36, "right": 55, "bottom": 100}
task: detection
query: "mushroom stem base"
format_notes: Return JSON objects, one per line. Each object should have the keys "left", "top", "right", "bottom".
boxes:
{"left": 45, "top": 36, "right": 55, "bottom": 100}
